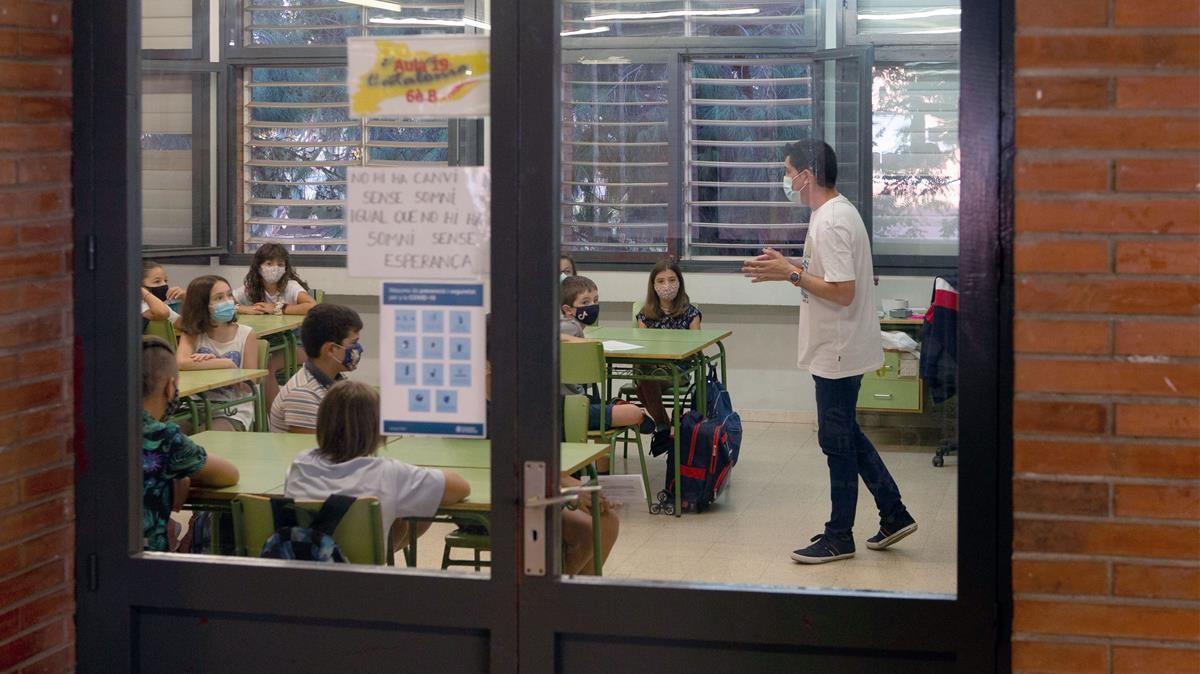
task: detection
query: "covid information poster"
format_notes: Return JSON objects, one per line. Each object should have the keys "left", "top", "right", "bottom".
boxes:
{"left": 379, "top": 282, "right": 486, "bottom": 438}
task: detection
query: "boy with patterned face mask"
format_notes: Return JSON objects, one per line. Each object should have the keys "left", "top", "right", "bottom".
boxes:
{"left": 269, "top": 303, "right": 365, "bottom": 434}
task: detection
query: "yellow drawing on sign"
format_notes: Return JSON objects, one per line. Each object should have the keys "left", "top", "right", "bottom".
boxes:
{"left": 351, "top": 40, "right": 491, "bottom": 116}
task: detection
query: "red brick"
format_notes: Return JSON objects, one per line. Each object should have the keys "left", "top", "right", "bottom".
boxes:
{"left": 17, "top": 588, "right": 70, "bottom": 629}
{"left": 0, "top": 545, "right": 18, "bottom": 578}
{"left": 1014, "top": 479, "right": 1109, "bottom": 516}
{"left": 1015, "top": 600, "right": 1200, "bottom": 641}
{"left": 0, "top": 225, "right": 18, "bottom": 248}
{"left": 1117, "top": 76, "right": 1200, "bottom": 110}
{"left": 0, "top": 95, "right": 16, "bottom": 122}
{"left": 1016, "top": 0, "right": 1107, "bottom": 27}
{"left": 1117, "top": 158, "right": 1200, "bottom": 193}
{"left": 0, "top": 605, "right": 18, "bottom": 640}
{"left": 1017, "top": 360, "right": 1200, "bottom": 397}
{"left": 1016, "top": 199, "right": 1199, "bottom": 234}
{"left": 18, "top": 526, "right": 71, "bottom": 569}
{"left": 0, "top": 379, "right": 60, "bottom": 417}
{"left": 0, "top": 438, "right": 67, "bottom": 482}
{"left": 0, "top": 560, "right": 63, "bottom": 612}
{"left": 0, "top": 478, "right": 17, "bottom": 508}
{"left": 1018, "top": 116, "right": 1200, "bottom": 151}
{"left": 0, "top": 252, "right": 62, "bottom": 285}
{"left": 0, "top": 191, "right": 65, "bottom": 222}
{"left": 19, "top": 221, "right": 69, "bottom": 245}
{"left": 0, "top": 314, "right": 61, "bottom": 349}
{"left": 19, "top": 96, "right": 68, "bottom": 123}
{"left": 0, "top": 63, "right": 67, "bottom": 91}
{"left": 1016, "top": 277, "right": 1200, "bottom": 316}
{"left": 1012, "top": 558, "right": 1108, "bottom": 594}
{"left": 0, "top": 620, "right": 64, "bottom": 672}
{"left": 0, "top": 158, "right": 15, "bottom": 185}
{"left": 1015, "top": 519, "right": 1199, "bottom": 559}
{"left": 16, "top": 30, "right": 67, "bottom": 58}
{"left": 0, "top": 125, "right": 68, "bottom": 152}
{"left": 1015, "top": 77, "right": 1109, "bottom": 110}
{"left": 1116, "top": 320, "right": 1200, "bottom": 357}
{"left": 18, "top": 405, "right": 68, "bottom": 437}
{"left": 1115, "top": 484, "right": 1200, "bottom": 519}
{"left": 1016, "top": 158, "right": 1110, "bottom": 193}
{"left": 1014, "top": 319, "right": 1110, "bottom": 355}
{"left": 17, "top": 346, "right": 70, "bottom": 379}
{"left": 0, "top": 2, "right": 70, "bottom": 30}
{"left": 1115, "top": 0, "right": 1200, "bottom": 27}
{"left": 1017, "top": 35, "right": 1200, "bottom": 69}
{"left": 16, "top": 157, "right": 68, "bottom": 184}
{"left": 0, "top": 497, "right": 69, "bottom": 544}
{"left": 18, "top": 465, "right": 70, "bottom": 502}
{"left": 1012, "top": 641, "right": 1108, "bottom": 674}
{"left": 1116, "top": 403, "right": 1200, "bottom": 439}
{"left": 18, "top": 646, "right": 72, "bottom": 674}
{"left": 1015, "top": 238, "right": 1109, "bottom": 273}
{"left": 1016, "top": 440, "right": 1199, "bottom": 478}
{"left": 0, "top": 28, "right": 16, "bottom": 56}
{"left": 16, "top": 281, "right": 67, "bottom": 314}
{"left": 1116, "top": 241, "right": 1200, "bottom": 275}
{"left": 1113, "top": 646, "right": 1200, "bottom": 673}
{"left": 1014, "top": 399, "right": 1107, "bottom": 434}
{"left": 1114, "top": 564, "right": 1200, "bottom": 600}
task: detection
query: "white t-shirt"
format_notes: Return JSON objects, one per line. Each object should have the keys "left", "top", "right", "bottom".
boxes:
{"left": 140, "top": 301, "right": 181, "bottom": 325}
{"left": 192, "top": 323, "right": 256, "bottom": 429}
{"left": 796, "top": 194, "right": 883, "bottom": 379}
{"left": 285, "top": 449, "right": 447, "bottom": 530}
{"left": 234, "top": 280, "right": 306, "bottom": 306}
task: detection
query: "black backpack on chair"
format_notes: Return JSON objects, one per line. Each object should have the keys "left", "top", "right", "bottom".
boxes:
{"left": 259, "top": 494, "right": 357, "bottom": 563}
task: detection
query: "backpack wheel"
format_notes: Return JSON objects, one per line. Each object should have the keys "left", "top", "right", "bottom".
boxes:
{"left": 649, "top": 503, "right": 662, "bottom": 515}
{"left": 932, "top": 454, "right": 944, "bottom": 467}
{"left": 663, "top": 503, "right": 675, "bottom": 515}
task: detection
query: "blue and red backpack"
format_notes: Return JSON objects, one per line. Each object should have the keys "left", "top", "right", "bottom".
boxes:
{"left": 656, "top": 365, "right": 742, "bottom": 514}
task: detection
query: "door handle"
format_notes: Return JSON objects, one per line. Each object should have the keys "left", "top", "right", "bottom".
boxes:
{"left": 523, "top": 462, "right": 602, "bottom": 576}
{"left": 873, "top": 393, "right": 894, "bottom": 399}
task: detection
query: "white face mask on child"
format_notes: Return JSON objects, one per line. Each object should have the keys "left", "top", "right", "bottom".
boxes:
{"left": 260, "top": 265, "right": 286, "bottom": 284}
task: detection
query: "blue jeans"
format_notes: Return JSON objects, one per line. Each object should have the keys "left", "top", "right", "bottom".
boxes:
{"left": 814, "top": 374, "right": 906, "bottom": 543}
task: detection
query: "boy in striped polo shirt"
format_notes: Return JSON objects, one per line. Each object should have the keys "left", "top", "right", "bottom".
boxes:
{"left": 269, "top": 304, "right": 364, "bottom": 433}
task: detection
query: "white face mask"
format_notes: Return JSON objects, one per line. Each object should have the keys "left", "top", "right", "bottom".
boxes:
{"left": 782, "top": 173, "right": 807, "bottom": 204}
{"left": 655, "top": 281, "right": 680, "bottom": 302}
{"left": 260, "top": 265, "right": 286, "bottom": 284}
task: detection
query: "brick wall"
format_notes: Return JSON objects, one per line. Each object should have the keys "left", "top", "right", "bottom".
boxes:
{"left": 1012, "top": 0, "right": 1200, "bottom": 671}
{"left": 0, "top": 1, "right": 75, "bottom": 672}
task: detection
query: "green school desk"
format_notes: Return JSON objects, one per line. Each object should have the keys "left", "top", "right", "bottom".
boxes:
{"left": 177, "top": 368, "right": 270, "bottom": 432}
{"left": 583, "top": 326, "right": 732, "bottom": 517}
{"left": 186, "top": 432, "right": 611, "bottom": 573}
{"left": 239, "top": 314, "right": 306, "bottom": 377}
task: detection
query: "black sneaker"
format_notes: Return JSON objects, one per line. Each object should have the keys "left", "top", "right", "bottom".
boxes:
{"left": 790, "top": 534, "right": 855, "bottom": 564}
{"left": 866, "top": 511, "right": 918, "bottom": 550}
{"left": 638, "top": 415, "right": 656, "bottom": 435}
{"left": 649, "top": 428, "right": 673, "bottom": 457}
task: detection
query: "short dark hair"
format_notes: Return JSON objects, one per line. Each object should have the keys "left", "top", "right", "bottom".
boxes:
{"left": 783, "top": 140, "right": 837, "bottom": 188}
{"left": 141, "top": 336, "right": 177, "bottom": 398}
{"left": 301, "top": 303, "right": 363, "bottom": 358}
{"left": 560, "top": 275, "right": 598, "bottom": 307}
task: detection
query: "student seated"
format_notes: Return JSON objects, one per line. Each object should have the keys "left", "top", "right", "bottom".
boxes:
{"left": 141, "top": 260, "right": 185, "bottom": 329}
{"left": 635, "top": 258, "right": 702, "bottom": 453}
{"left": 270, "top": 303, "right": 363, "bottom": 434}
{"left": 284, "top": 381, "right": 471, "bottom": 556}
{"left": 176, "top": 275, "right": 260, "bottom": 432}
{"left": 561, "top": 474, "right": 620, "bottom": 575}
{"left": 559, "top": 275, "right": 651, "bottom": 434}
{"left": 141, "top": 336, "right": 239, "bottom": 552}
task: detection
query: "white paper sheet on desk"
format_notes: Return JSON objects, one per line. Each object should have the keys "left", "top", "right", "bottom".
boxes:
{"left": 587, "top": 474, "right": 646, "bottom": 504}
{"left": 602, "top": 340, "right": 643, "bottom": 352}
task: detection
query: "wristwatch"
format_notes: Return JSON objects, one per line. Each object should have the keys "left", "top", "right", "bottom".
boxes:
{"left": 274, "top": 301, "right": 284, "bottom": 315}
{"left": 788, "top": 267, "right": 803, "bottom": 287}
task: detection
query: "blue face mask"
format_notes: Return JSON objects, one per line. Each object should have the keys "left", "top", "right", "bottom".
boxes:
{"left": 574, "top": 303, "right": 600, "bottom": 326}
{"left": 334, "top": 342, "right": 363, "bottom": 370}
{"left": 211, "top": 300, "right": 236, "bottom": 323}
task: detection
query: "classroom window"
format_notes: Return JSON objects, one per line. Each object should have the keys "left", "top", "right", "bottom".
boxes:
{"left": 242, "top": 0, "right": 466, "bottom": 48}
{"left": 241, "top": 66, "right": 450, "bottom": 253}
{"left": 845, "top": 0, "right": 961, "bottom": 44}
{"left": 870, "top": 60, "right": 960, "bottom": 257}
{"left": 561, "top": 0, "right": 814, "bottom": 39}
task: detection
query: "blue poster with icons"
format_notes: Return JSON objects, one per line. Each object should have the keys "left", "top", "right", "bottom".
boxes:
{"left": 380, "top": 282, "right": 486, "bottom": 437}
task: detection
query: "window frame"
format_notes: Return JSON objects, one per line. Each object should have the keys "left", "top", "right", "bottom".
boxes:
{"left": 140, "top": 0, "right": 209, "bottom": 61}
{"left": 843, "top": 0, "right": 962, "bottom": 47}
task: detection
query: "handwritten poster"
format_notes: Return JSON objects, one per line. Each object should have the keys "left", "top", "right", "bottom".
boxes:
{"left": 380, "top": 282, "right": 487, "bottom": 438}
{"left": 347, "top": 36, "right": 490, "bottom": 118}
{"left": 346, "top": 166, "right": 490, "bottom": 280}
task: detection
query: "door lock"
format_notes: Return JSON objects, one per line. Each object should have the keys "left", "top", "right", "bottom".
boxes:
{"left": 522, "top": 461, "right": 601, "bottom": 576}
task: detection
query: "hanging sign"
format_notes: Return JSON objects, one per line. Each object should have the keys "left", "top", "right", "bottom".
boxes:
{"left": 347, "top": 36, "right": 490, "bottom": 118}
{"left": 346, "top": 165, "right": 490, "bottom": 280}
{"left": 379, "top": 282, "right": 487, "bottom": 438}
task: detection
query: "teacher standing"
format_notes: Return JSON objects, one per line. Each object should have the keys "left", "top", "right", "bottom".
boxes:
{"left": 742, "top": 141, "right": 917, "bottom": 564}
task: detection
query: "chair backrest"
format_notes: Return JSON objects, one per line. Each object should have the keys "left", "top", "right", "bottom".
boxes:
{"left": 144, "top": 319, "right": 177, "bottom": 351}
{"left": 631, "top": 301, "right": 642, "bottom": 327}
{"left": 311, "top": 288, "right": 325, "bottom": 304}
{"left": 562, "top": 394, "right": 588, "bottom": 443}
{"left": 559, "top": 340, "right": 606, "bottom": 388}
{"left": 232, "top": 494, "right": 390, "bottom": 565}
{"left": 256, "top": 338, "right": 269, "bottom": 369}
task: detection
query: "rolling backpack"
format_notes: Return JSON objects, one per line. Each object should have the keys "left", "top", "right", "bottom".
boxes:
{"left": 260, "top": 494, "right": 357, "bottom": 563}
{"left": 655, "top": 365, "right": 742, "bottom": 514}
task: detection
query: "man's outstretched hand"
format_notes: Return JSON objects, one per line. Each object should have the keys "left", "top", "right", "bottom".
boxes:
{"left": 742, "top": 247, "right": 795, "bottom": 284}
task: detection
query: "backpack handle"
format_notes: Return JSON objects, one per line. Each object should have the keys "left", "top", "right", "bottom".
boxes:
{"left": 310, "top": 494, "right": 357, "bottom": 537}
{"left": 269, "top": 497, "right": 298, "bottom": 531}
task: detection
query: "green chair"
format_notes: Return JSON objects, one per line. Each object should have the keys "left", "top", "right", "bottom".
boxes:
{"left": 441, "top": 516, "right": 491, "bottom": 571}
{"left": 143, "top": 319, "right": 177, "bottom": 348}
{"left": 231, "top": 494, "right": 391, "bottom": 565}
{"left": 311, "top": 288, "right": 324, "bottom": 304}
{"left": 560, "top": 341, "right": 652, "bottom": 511}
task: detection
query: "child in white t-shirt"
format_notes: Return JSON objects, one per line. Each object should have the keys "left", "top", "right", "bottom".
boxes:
{"left": 176, "top": 275, "right": 259, "bottom": 431}
{"left": 285, "top": 381, "right": 471, "bottom": 556}
{"left": 141, "top": 260, "right": 186, "bottom": 328}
